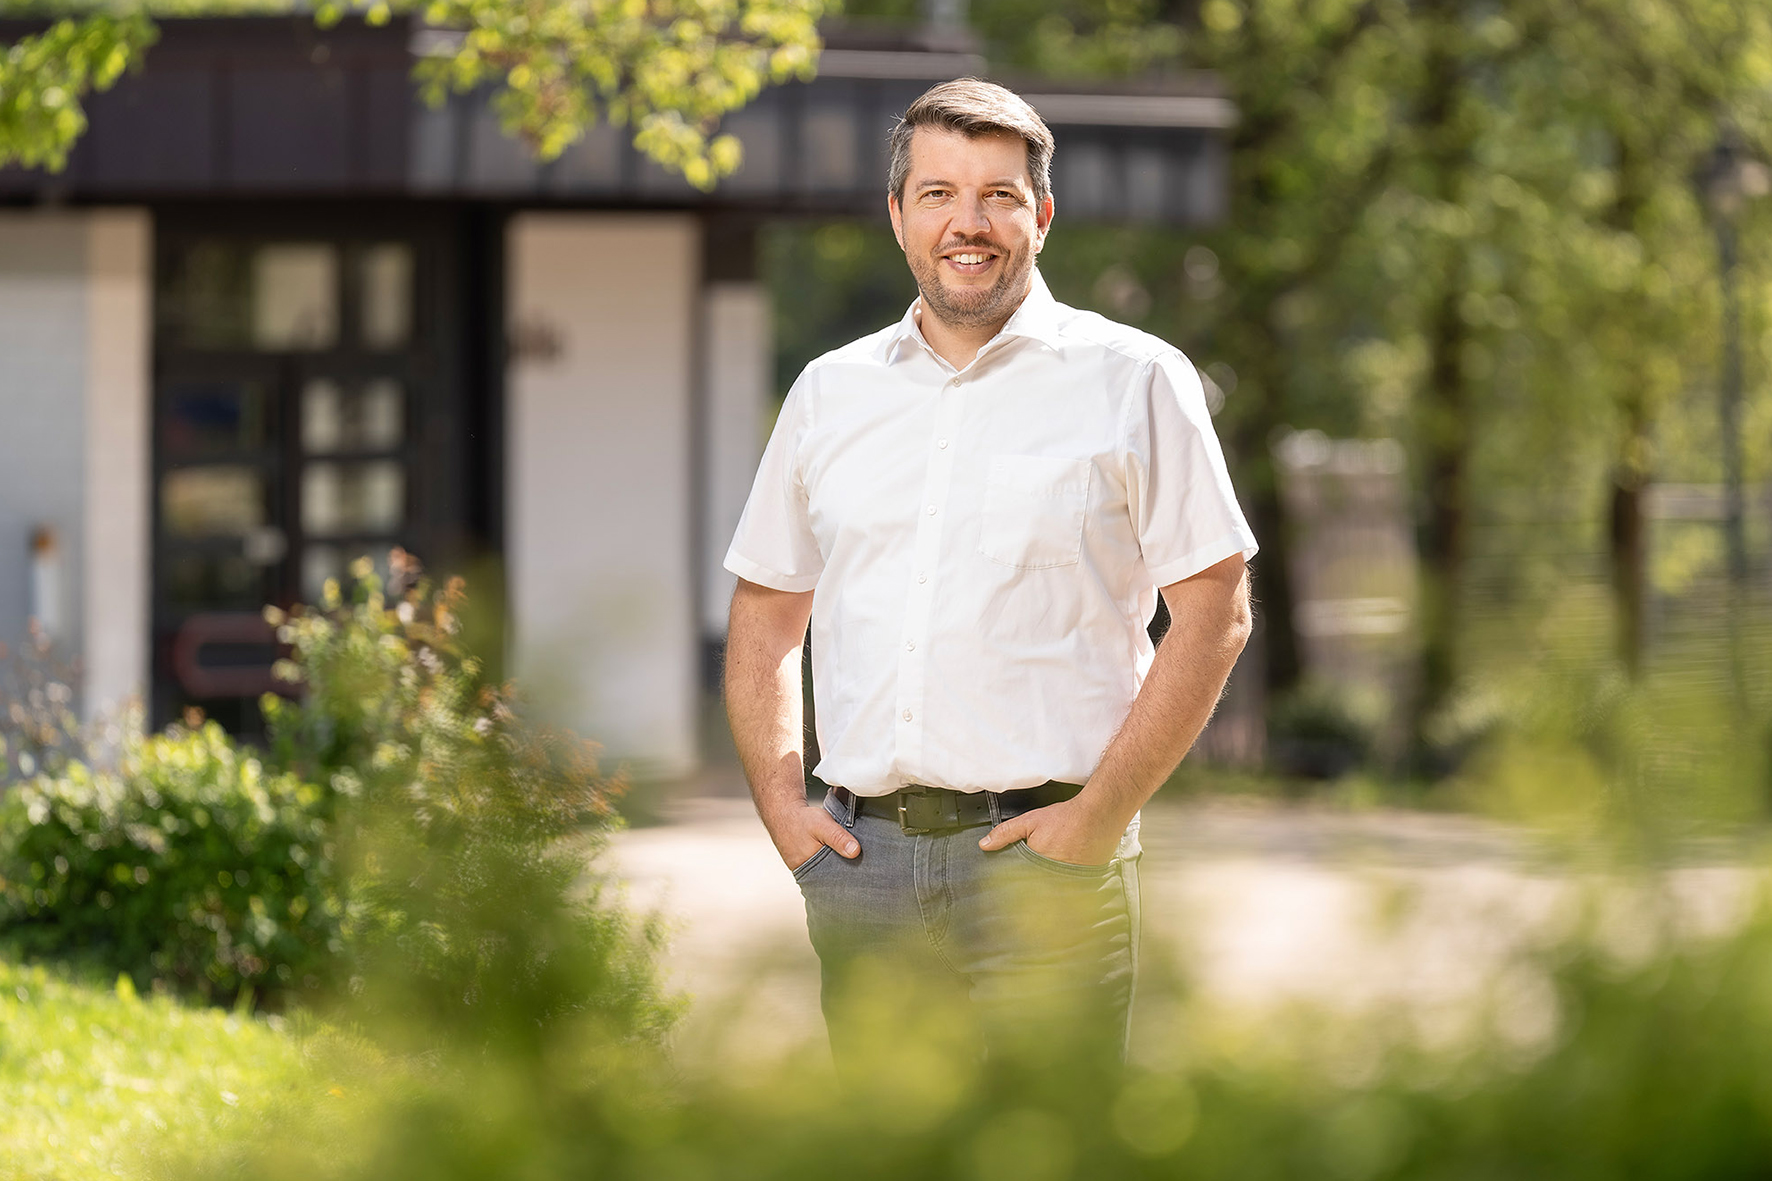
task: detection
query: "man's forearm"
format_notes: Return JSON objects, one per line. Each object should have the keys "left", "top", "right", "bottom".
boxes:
{"left": 1081, "top": 557, "right": 1253, "bottom": 829}
{"left": 724, "top": 584, "right": 815, "bottom": 831}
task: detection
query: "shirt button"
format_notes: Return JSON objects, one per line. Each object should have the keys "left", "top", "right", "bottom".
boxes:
{"left": 937, "top": 439, "right": 949, "bottom": 449}
{"left": 905, "top": 640, "right": 916, "bottom": 651}
{"left": 947, "top": 378, "right": 960, "bottom": 388}
{"left": 902, "top": 709, "right": 913, "bottom": 722}
{"left": 916, "top": 573, "right": 927, "bottom": 584}
{"left": 926, "top": 505, "right": 937, "bottom": 516}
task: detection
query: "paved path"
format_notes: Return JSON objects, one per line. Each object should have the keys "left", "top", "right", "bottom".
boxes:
{"left": 608, "top": 794, "right": 1758, "bottom": 1061}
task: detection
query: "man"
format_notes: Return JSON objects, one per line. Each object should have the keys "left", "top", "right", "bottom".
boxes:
{"left": 723, "top": 79, "right": 1256, "bottom": 1068}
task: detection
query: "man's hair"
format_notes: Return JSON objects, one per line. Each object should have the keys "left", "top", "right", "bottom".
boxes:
{"left": 887, "top": 78, "right": 1055, "bottom": 209}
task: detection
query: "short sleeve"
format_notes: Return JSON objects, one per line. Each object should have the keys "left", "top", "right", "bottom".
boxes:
{"left": 1124, "top": 351, "right": 1259, "bottom": 587}
{"left": 724, "top": 375, "right": 825, "bottom": 592}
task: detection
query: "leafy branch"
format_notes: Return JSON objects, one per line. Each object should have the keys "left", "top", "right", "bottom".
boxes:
{"left": 0, "top": 0, "right": 826, "bottom": 187}
{"left": 0, "top": 12, "right": 156, "bottom": 171}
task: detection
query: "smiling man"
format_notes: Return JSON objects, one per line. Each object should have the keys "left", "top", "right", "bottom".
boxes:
{"left": 724, "top": 79, "right": 1257, "bottom": 1069}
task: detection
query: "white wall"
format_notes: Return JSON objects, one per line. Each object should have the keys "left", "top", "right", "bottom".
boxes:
{"left": 0, "top": 215, "right": 88, "bottom": 666}
{"left": 506, "top": 214, "right": 700, "bottom": 777}
{"left": 0, "top": 210, "right": 152, "bottom": 723}
{"left": 700, "top": 282, "right": 772, "bottom": 638}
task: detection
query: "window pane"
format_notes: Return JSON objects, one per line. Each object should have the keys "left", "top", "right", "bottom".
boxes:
{"left": 162, "top": 380, "right": 266, "bottom": 456}
{"left": 161, "top": 467, "right": 266, "bottom": 537}
{"left": 159, "top": 241, "right": 252, "bottom": 348}
{"left": 359, "top": 244, "right": 413, "bottom": 349}
{"left": 302, "top": 379, "right": 343, "bottom": 453}
{"left": 358, "top": 380, "right": 404, "bottom": 450}
{"left": 252, "top": 245, "right": 338, "bottom": 350}
{"left": 303, "top": 378, "right": 403, "bottom": 454}
{"left": 159, "top": 240, "right": 343, "bottom": 351}
{"left": 302, "top": 460, "right": 404, "bottom": 535}
{"left": 162, "top": 551, "right": 269, "bottom": 611}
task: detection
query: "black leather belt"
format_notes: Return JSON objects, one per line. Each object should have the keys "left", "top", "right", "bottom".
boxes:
{"left": 833, "top": 781, "right": 1084, "bottom": 835}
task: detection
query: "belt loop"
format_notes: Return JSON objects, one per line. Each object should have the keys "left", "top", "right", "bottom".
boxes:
{"left": 826, "top": 785, "right": 858, "bottom": 829}
{"left": 986, "top": 791, "right": 1003, "bottom": 825}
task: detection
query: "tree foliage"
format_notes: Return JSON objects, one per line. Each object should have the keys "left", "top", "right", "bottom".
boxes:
{"left": 0, "top": 0, "right": 826, "bottom": 186}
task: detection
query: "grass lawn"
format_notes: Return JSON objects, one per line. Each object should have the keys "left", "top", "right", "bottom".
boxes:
{"left": 0, "top": 957, "right": 313, "bottom": 1181}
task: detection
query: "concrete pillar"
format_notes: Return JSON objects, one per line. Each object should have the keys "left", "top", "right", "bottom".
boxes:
{"left": 505, "top": 213, "right": 699, "bottom": 778}
{"left": 699, "top": 280, "right": 772, "bottom": 642}
{"left": 83, "top": 211, "right": 153, "bottom": 725}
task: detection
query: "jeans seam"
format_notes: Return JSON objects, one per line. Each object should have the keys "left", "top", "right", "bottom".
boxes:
{"left": 914, "top": 836, "right": 962, "bottom": 973}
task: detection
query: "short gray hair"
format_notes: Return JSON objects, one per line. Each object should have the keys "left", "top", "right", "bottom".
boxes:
{"left": 887, "top": 78, "right": 1055, "bottom": 208}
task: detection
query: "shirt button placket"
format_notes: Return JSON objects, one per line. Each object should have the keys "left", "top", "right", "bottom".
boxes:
{"left": 897, "top": 374, "right": 961, "bottom": 778}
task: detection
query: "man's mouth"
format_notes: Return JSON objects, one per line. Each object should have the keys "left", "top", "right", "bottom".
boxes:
{"left": 940, "top": 248, "right": 1000, "bottom": 276}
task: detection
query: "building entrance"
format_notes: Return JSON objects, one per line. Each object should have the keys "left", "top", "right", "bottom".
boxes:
{"left": 151, "top": 206, "right": 486, "bottom": 733}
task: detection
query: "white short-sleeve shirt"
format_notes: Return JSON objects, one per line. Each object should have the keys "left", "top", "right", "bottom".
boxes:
{"left": 726, "top": 270, "right": 1257, "bottom": 796}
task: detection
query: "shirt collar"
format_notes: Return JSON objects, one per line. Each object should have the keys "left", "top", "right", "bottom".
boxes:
{"left": 881, "top": 267, "right": 1066, "bottom": 365}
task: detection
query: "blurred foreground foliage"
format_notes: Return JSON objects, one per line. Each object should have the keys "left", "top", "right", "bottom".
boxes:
{"left": 0, "top": 559, "right": 674, "bottom": 1051}
{"left": 0, "top": 0, "right": 825, "bottom": 186}
{"left": 3, "top": 565, "right": 1772, "bottom": 1180}
{"left": 178, "top": 855, "right": 1772, "bottom": 1181}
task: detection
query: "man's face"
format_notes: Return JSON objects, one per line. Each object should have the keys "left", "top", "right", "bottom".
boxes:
{"left": 889, "top": 126, "right": 1054, "bottom": 333}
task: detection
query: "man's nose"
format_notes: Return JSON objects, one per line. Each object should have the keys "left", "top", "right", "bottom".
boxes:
{"left": 952, "top": 192, "right": 991, "bottom": 236}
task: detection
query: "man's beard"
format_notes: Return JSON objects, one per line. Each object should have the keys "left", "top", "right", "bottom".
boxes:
{"left": 908, "top": 238, "right": 1034, "bottom": 332}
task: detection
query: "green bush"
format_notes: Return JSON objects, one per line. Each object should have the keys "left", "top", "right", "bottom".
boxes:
{"left": 1267, "top": 680, "right": 1382, "bottom": 779}
{"left": 0, "top": 721, "right": 341, "bottom": 1004}
{"left": 0, "top": 555, "right": 671, "bottom": 1044}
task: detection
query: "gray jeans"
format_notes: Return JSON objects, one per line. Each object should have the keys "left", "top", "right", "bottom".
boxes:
{"left": 793, "top": 786, "right": 1142, "bottom": 1072}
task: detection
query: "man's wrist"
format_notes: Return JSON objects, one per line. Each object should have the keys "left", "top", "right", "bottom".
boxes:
{"left": 754, "top": 784, "right": 814, "bottom": 831}
{"left": 1074, "top": 777, "right": 1144, "bottom": 834}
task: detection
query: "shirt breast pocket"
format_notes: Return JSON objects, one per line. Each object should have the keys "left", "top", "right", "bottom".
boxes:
{"left": 979, "top": 455, "right": 1091, "bottom": 570}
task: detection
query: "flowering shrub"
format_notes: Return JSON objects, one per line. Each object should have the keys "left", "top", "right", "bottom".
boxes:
{"left": 258, "top": 557, "right": 670, "bottom": 1045}
{"left": 0, "top": 625, "right": 89, "bottom": 785}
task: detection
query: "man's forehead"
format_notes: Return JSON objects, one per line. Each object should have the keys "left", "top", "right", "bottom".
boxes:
{"left": 906, "top": 126, "right": 1032, "bottom": 185}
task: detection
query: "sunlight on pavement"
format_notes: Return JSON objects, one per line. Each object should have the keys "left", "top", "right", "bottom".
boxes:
{"left": 609, "top": 795, "right": 1762, "bottom": 1061}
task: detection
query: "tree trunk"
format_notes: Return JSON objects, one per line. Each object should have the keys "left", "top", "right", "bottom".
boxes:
{"left": 1416, "top": 278, "right": 1470, "bottom": 742}
{"left": 1410, "top": 9, "right": 1474, "bottom": 762}
{"left": 1609, "top": 462, "right": 1647, "bottom": 677}
{"left": 1605, "top": 135, "right": 1651, "bottom": 679}
{"left": 1231, "top": 342, "right": 1302, "bottom": 702}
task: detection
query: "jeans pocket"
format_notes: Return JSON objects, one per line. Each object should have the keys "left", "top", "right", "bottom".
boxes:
{"left": 1012, "top": 839, "right": 1116, "bottom": 877}
{"left": 792, "top": 845, "right": 835, "bottom": 881}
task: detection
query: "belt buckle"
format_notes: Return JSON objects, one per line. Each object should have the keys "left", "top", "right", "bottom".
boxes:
{"left": 896, "top": 788, "right": 948, "bottom": 835}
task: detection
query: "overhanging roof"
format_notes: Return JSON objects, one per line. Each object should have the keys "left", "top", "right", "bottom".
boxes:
{"left": 0, "top": 16, "right": 1228, "bottom": 223}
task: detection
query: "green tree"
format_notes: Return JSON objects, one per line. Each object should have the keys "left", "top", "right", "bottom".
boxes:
{"left": 0, "top": 0, "right": 827, "bottom": 186}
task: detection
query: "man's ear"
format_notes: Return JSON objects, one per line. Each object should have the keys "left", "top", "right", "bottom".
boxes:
{"left": 888, "top": 192, "right": 905, "bottom": 251}
{"left": 1035, "top": 193, "right": 1055, "bottom": 252}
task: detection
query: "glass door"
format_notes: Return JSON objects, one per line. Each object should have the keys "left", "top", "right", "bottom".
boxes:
{"left": 152, "top": 210, "right": 469, "bottom": 734}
